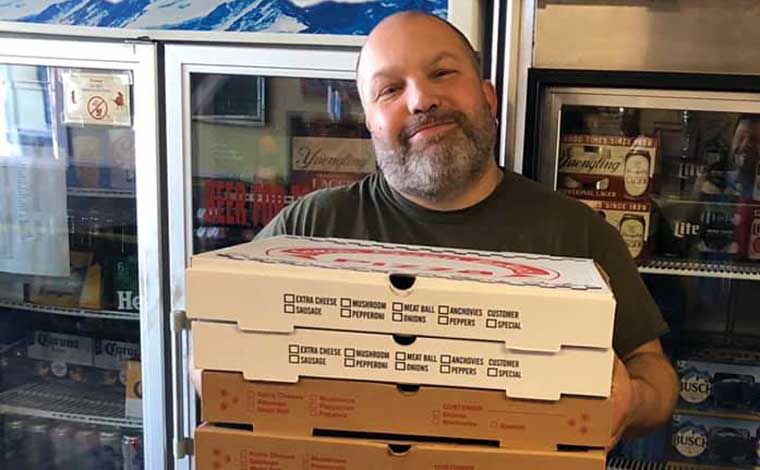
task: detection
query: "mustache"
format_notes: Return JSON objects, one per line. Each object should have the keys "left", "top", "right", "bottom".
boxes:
{"left": 399, "top": 109, "right": 468, "bottom": 144}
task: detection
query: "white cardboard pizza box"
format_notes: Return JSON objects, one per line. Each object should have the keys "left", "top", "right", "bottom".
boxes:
{"left": 187, "top": 236, "right": 615, "bottom": 353}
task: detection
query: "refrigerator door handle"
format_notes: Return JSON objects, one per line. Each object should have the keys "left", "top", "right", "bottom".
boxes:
{"left": 171, "top": 309, "right": 195, "bottom": 459}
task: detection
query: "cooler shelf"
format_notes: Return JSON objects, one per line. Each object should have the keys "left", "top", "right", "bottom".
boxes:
{"left": 0, "top": 299, "right": 139, "bottom": 321}
{"left": 674, "top": 407, "right": 760, "bottom": 422}
{"left": 607, "top": 457, "right": 667, "bottom": 469}
{"left": 67, "top": 187, "right": 135, "bottom": 199}
{"left": 0, "top": 382, "right": 142, "bottom": 430}
{"left": 638, "top": 258, "right": 760, "bottom": 280}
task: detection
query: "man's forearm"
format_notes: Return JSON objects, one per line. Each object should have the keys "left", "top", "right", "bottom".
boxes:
{"left": 622, "top": 351, "right": 678, "bottom": 439}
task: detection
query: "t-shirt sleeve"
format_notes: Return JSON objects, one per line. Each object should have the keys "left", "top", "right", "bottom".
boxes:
{"left": 589, "top": 214, "right": 669, "bottom": 357}
{"left": 253, "top": 207, "right": 291, "bottom": 240}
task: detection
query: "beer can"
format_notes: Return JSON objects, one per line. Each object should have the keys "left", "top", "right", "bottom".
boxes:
{"left": 3, "top": 418, "right": 25, "bottom": 460}
{"left": 122, "top": 434, "right": 144, "bottom": 470}
{"left": 50, "top": 423, "right": 76, "bottom": 466}
{"left": 74, "top": 426, "right": 100, "bottom": 469}
{"left": 98, "top": 430, "right": 123, "bottom": 470}
{"left": 24, "top": 420, "right": 51, "bottom": 467}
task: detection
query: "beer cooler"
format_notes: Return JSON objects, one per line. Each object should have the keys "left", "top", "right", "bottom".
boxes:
{"left": 523, "top": 69, "right": 760, "bottom": 469}
{"left": 0, "top": 37, "right": 166, "bottom": 468}
{"left": 164, "top": 44, "right": 377, "bottom": 468}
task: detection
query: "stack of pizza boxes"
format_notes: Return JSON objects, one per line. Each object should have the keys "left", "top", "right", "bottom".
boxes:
{"left": 557, "top": 134, "right": 658, "bottom": 261}
{"left": 187, "top": 236, "right": 616, "bottom": 470}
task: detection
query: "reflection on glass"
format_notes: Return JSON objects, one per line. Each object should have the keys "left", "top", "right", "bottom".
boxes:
{"left": 558, "top": 106, "right": 760, "bottom": 265}
{"left": 1, "top": 64, "right": 143, "bottom": 469}
{"left": 190, "top": 74, "right": 376, "bottom": 254}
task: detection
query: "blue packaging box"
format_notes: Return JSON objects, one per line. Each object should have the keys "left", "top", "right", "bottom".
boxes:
{"left": 671, "top": 413, "right": 760, "bottom": 467}
{"left": 678, "top": 359, "right": 760, "bottom": 413}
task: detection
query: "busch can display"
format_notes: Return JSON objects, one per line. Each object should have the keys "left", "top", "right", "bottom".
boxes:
{"left": 677, "top": 359, "right": 760, "bottom": 413}
{"left": 122, "top": 434, "right": 143, "bottom": 470}
{"left": 671, "top": 413, "right": 760, "bottom": 467}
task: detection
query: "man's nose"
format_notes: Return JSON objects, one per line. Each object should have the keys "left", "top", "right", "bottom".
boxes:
{"left": 407, "top": 81, "right": 441, "bottom": 114}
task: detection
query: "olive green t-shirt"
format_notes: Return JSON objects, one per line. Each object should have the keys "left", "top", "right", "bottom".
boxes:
{"left": 256, "top": 171, "right": 668, "bottom": 357}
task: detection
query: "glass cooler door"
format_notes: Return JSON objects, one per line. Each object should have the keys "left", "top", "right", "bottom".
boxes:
{"left": 0, "top": 37, "right": 164, "bottom": 469}
{"left": 536, "top": 86, "right": 760, "bottom": 469}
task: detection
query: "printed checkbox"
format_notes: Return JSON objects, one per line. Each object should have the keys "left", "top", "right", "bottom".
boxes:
{"left": 341, "top": 309, "right": 351, "bottom": 318}
{"left": 441, "top": 355, "right": 451, "bottom": 364}
{"left": 396, "top": 352, "right": 406, "bottom": 361}
{"left": 486, "top": 319, "right": 497, "bottom": 328}
{"left": 392, "top": 313, "right": 403, "bottom": 322}
{"left": 289, "top": 355, "right": 300, "bottom": 364}
{"left": 440, "top": 365, "right": 451, "bottom": 374}
{"left": 344, "top": 348, "right": 355, "bottom": 357}
{"left": 341, "top": 298, "right": 351, "bottom": 308}
{"left": 284, "top": 304, "right": 295, "bottom": 314}
{"left": 487, "top": 368, "right": 498, "bottom": 377}
{"left": 438, "top": 305, "right": 449, "bottom": 314}
{"left": 289, "top": 344, "right": 300, "bottom": 354}
{"left": 395, "top": 362, "right": 406, "bottom": 371}
{"left": 284, "top": 294, "right": 295, "bottom": 303}
{"left": 392, "top": 302, "right": 403, "bottom": 312}
{"left": 344, "top": 358, "right": 355, "bottom": 368}
{"left": 438, "top": 315, "right": 449, "bottom": 325}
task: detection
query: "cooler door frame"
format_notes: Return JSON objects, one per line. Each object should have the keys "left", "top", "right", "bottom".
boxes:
{"left": 164, "top": 43, "right": 360, "bottom": 470}
{"left": 0, "top": 36, "right": 167, "bottom": 468}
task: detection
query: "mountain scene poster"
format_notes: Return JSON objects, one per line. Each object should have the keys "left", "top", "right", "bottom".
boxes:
{"left": 0, "top": 0, "right": 447, "bottom": 35}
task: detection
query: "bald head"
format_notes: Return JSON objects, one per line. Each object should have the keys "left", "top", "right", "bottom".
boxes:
{"left": 356, "top": 11, "right": 481, "bottom": 101}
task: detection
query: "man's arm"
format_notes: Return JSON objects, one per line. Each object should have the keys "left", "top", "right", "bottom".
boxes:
{"left": 609, "top": 338, "right": 678, "bottom": 448}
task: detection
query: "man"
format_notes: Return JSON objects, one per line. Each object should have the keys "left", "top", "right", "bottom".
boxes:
{"left": 697, "top": 114, "right": 760, "bottom": 199}
{"left": 255, "top": 11, "right": 677, "bottom": 448}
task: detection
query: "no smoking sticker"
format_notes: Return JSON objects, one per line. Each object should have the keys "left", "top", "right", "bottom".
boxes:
{"left": 63, "top": 71, "right": 131, "bottom": 127}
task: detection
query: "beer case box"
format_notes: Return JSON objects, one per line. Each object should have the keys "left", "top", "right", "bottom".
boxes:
{"left": 677, "top": 359, "right": 760, "bottom": 413}
{"left": 202, "top": 370, "right": 613, "bottom": 450}
{"left": 125, "top": 360, "right": 142, "bottom": 419}
{"left": 739, "top": 204, "right": 760, "bottom": 260}
{"left": 653, "top": 197, "right": 749, "bottom": 260}
{"left": 186, "top": 236, "right": 616, "bottom": 353}
{"left": 670, "top": 413, "right": 760, "bottom": 468}
{"left": 192, "top": 322, "right": 613, "bottom": 401}
{"left": 558, "top": 134, "right": 657, "bottom": 201}
{"left": 579, "top": 199, "right": 652, "bottom": 260}
{"left": 195, "top": 423, "right": 607, "bottom": 470}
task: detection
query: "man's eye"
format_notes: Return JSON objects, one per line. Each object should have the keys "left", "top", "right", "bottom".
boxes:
{"left": 434, "top": 69, "right": 455, "bottom": 78}
{"left": 378, "top": 86, "right": 399, "bottom": 98}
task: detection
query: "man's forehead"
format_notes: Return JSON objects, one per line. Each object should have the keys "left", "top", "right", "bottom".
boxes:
{"left": 359, "top": 15, "right": 473, "bottom": 78}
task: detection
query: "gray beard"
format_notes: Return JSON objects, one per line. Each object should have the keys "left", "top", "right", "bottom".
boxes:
{"left": 373, "top": 109, "right": 496, "bottom": 201}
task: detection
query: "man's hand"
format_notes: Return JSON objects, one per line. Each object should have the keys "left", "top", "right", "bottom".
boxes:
{"left": 608, "top": 339, "right": 678, "bottom": 449}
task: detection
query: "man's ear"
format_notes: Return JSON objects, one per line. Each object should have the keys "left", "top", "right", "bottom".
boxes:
{"left": 481, "top": 80, "right": 498, "bottom": 118}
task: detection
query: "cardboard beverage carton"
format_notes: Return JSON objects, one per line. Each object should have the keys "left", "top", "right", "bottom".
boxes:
{"left": 671, "top": 413, "right": 760, "bottom": 467}
{"left": 579, "top": 199, "right": 652, "bottom": 260}
{"left": 677, "top": 359, "right": 760, "bottom": 413}
{"left": 201, "top": 370, "right": 612, "bottom": 451}
{"left": 193, "top": 322, "right": 613, "bottom": 401}
{"left": 558, "top": 134, "right": 657, "bottom": 201}
{"left": 195, "top": 423, "right": 607, "bottom": 470}
{"left": 187, "top": 236, "right": 615, "bottom": 353}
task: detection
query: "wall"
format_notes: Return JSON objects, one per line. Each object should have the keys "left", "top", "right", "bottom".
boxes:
{"left": 534, "top": 0, "right": 760, "bottom": 75}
